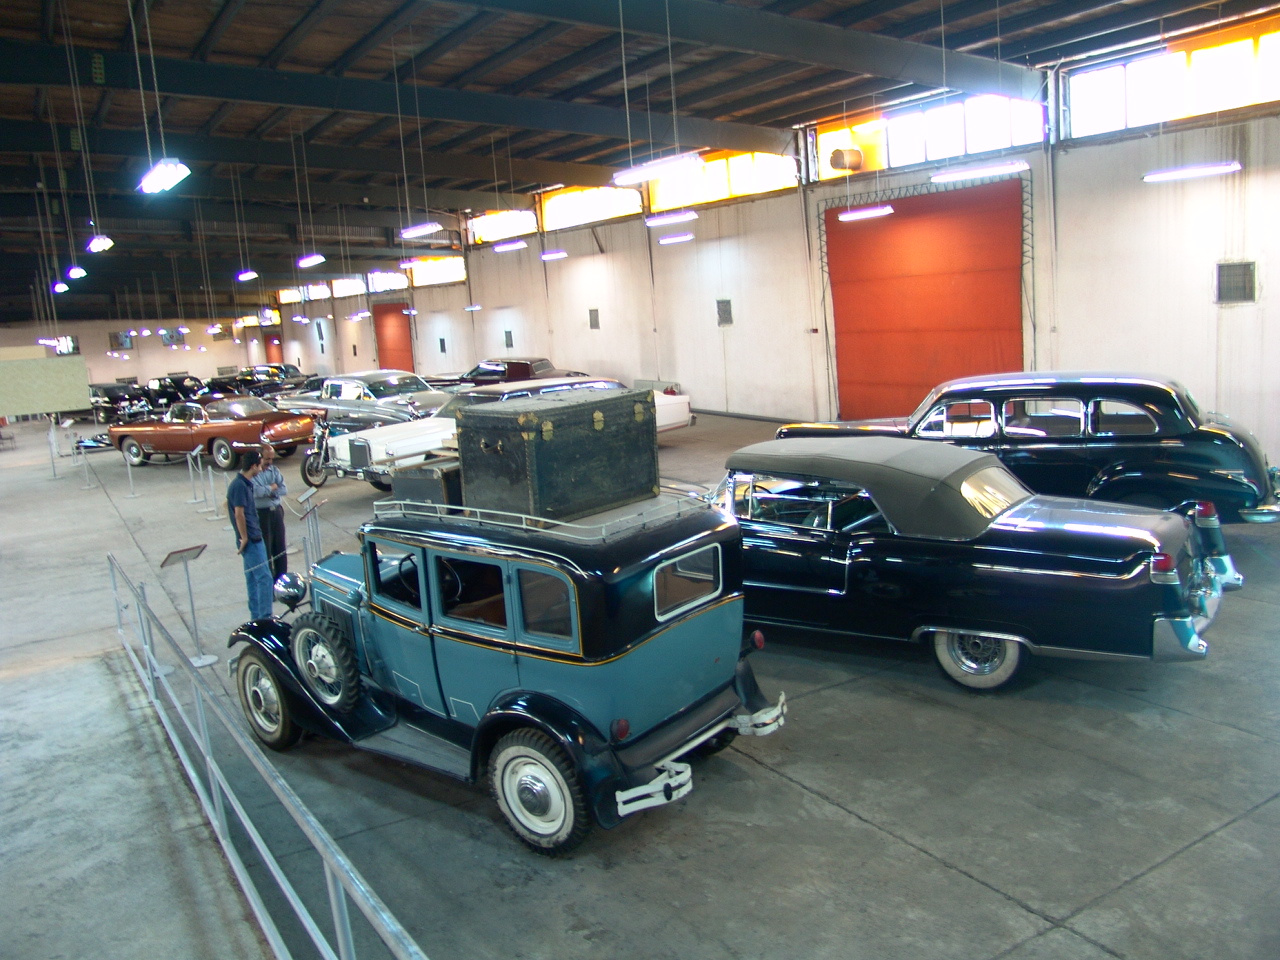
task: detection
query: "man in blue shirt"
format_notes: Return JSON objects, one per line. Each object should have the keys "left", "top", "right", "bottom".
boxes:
{"left": 252, "top": 444, "right": 289, "bottom": 581}
{"left": 227, "top": 449, "right": 273, "bottom": 620}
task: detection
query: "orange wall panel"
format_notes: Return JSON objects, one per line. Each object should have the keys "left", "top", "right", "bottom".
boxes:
{"left": 372, "top": 302, "right": 414, "bottom": 371}
{"left": 826, "top": 179, "right": 1023, "bottom": 419}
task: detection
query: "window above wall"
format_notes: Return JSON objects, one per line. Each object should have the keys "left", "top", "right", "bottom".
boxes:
{"left": 1066, "top": 14, "right": 1280, "bottom": 138}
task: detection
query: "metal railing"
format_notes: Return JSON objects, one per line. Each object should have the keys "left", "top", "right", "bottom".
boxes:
{"left": 108, "top": 554, "right": 429, "bottom": 960}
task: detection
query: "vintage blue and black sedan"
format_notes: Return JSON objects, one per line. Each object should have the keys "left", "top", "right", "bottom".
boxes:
{"left": 777, "top": 371, "right": 1280, "bottom": 522}
{"left": 713, "top": 436, "right": 1240, "bottom": 691}
{"left": 229, "top": 494, "right": 785, "bottom": 854}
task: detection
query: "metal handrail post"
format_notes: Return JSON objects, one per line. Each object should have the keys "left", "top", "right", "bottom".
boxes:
{"left": 326, "top": 863, "right": 357, "bottom": 960}
{"left": 137, "top": 581, "right": 157, "bottom": 699}
{"left": 193, "top": 682, "right": 229, "bottom": 840}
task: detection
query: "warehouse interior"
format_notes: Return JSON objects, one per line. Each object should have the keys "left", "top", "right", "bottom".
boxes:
{"left": 3, "top": 2, "right": 1280, "bottom": 958}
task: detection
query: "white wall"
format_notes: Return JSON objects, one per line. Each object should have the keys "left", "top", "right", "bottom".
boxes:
{"left": 4, "top": 110, "right": 1278, "bottom": 458}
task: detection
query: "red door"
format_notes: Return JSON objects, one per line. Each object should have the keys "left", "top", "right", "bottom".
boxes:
{"left": 373, "top": 302, "right": 414, "bottom": 371}
{"left": 826, "top": 179, "right": 1023, "bottom": 419}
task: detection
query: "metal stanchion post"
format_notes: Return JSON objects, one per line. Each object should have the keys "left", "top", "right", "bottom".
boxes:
{"left": 46, "top": 419, "right": 59, "bottom": 479}
{"left": 206, "top": 459, "right": 223, "bottom": 520}
{"left": 123, "top": 450, "right": 141, "bottom": 498}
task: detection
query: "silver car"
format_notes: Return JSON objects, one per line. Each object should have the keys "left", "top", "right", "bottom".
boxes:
{"left": 273, "top": 369, "right": 451, "bottom": 422}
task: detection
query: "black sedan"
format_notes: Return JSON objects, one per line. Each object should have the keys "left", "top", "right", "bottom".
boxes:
{"left": 778, "top": 371, "right": 1280, "bottom": 522}
{"left": 713, "top": 436, "right": 1240, "bottom": 690}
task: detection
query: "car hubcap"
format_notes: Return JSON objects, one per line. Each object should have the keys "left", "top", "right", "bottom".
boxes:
{"left": 245, "top": 667, "right": 280, "bottom": 731}
{"left": 503, "top": 757, "right": 565, "bottom": 834}
{"left": 298, "top": 632, "right": 341, "bottom": 701}
{"left": 949, "top": 634, "right": 1004, "bottom": 675}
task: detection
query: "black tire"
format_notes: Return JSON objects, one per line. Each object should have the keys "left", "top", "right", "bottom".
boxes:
{"left": 933, "top": 631, "right": 1024, "bottom": 691}
{"left": 211, "top": 437, "right": 239, "bottom": 470}
{"left": 236, "top": 648, "right": 301, "bottom": 750}
{"left": 369, "top": 478, "right": 393, "bottom": 492}
{"left": 120, "top": 436, "right": 149, "bottom": 466}
{"left": 489, "top": 729, "right": 591, "bottom": 855}
{"left": 683, "top": 728, "right": 737, "bottom": 760}
{"left": 289, "top": 612, "right": 360, "bottom": 713}
{"left": 301, "top": 452, "right": 327, "bottom": 488}
{"left": 275, "top": 445, "right": 297, "bottom": 458}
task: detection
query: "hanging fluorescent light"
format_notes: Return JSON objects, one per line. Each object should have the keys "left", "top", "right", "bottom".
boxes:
{"left": 837, "top": 204, "right": 894, "bottom": 222}
{"left": 463, "top": 304, "right": 482, "bottom": 312}
{"left": 645, "top": 209, "right": 698, "bottom": 228}
{"left": 67, "top": 265, "right": 87, "bottom": 279}
{"left": 400, "top": 221, "right": 443, "bottom": 239}
{"left": 237, "top": 269, "right": 259, "bottom": 282}
{"left": 657, "top": 232, "right": 695, "bottom": 245}
{"left": 1143, "top": 161, "right": 1242, "bottom": 183}
{"left": 613, "top": 151, "right": 703, "bottom": 186}
{"left": 52, "top": 281, "right": 69, "bottom": 293}
{"left": 86, "top": 234, "right": 114, "bottom": 253}
{"left": 493, "top": 239, "right": 528, "bottom": 253}
{"left": 930, "top": 160, "right": 1029, "bottom": 184}
{"left": 297, "top": 253, "right": 326, "bottom": 268}
{"left": 541, "top": 249, "right": 568, "bottom": 261}
{"left": 138, "top": 158, "right": 191, "bottom": 194}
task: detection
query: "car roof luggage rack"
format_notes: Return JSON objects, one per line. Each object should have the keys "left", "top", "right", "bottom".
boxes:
{"left": 372, "top": 492, "right": 710, "bottom": 543}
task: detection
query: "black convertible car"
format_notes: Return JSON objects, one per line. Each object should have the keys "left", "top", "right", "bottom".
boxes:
{"left": 714, "top": 436, "right": 1240, "bottom": 690}
{"left": 778, "top": 371, "right": 1279, "bottom": 522}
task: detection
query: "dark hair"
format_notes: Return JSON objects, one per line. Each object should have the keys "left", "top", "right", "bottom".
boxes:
{"left": 240, "top": 449, "right": 262, "bottom": 470}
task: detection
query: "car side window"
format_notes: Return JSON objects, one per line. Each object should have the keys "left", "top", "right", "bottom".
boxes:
{"left": 368, "top": 541, "right": 423, "bottom": 609}
{"left": 516, "top": 567, "right": 577, "bottom": 652}
{"left": 1090, "top": 399, "right": 1158, "bottom": 437}
{"left": 435, "top": 555, "right": 507, "bottom": 628}
{"left": 1002, "top": 397, "right": 1084, "bottom": 438}
{"left": 915, "top": 400, "right": 997, "bottom": 439}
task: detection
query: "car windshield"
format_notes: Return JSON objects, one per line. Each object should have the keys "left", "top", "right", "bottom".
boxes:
{"left": 206, "top": 397, "right": 273, "bottom": 418}
{"left": 959, "top": 465, "right": 1032, "bottom": 519}
{"left": 367, "top": 375, "right": 430, "bottom": 398}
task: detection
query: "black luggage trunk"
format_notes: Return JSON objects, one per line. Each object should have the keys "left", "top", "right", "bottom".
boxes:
{"left": 456, "top": 389, "right": 659, "bottom": 520}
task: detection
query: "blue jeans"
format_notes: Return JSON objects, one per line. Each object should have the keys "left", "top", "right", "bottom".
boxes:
{"left": 241, "top": 538, "right": 273, "bottom": 620}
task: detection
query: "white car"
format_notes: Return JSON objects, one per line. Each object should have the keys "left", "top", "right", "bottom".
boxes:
{"left": 433, "top": 377, "right": 695, "bottom": 433}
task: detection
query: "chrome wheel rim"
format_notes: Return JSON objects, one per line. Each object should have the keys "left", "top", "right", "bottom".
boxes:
{"left": 296, "top": 629, "right": 343, "bottom": 705}
{"left": 946, "top": 633, "right": 1005, "bottom": 676}
{"left": 243, "top": 663, "right": 282, "bottom": 733}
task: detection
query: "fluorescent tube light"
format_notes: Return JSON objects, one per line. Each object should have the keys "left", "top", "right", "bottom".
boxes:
{"left": 657, "top": 232, "right": 695, "bottom": 245}
{"left": 645, "top": 209, "right": 698, "bottom": 227}
{"left": 52, "top": 281, "right": 69, "bottom": 293}
{"left": 86, "top": 234, "right": 114, "bottom": 253}
{"left": 237, "top": 269, "right": 259, "bottom": 282}
{"left": 541, "top": 249, "right": 568, "bottom": 261}
{"left": 837, "top": 204, "right": 894, "bottom": 222}
{"left": 463, "top": 304, "right": 482, "bottom": 312}
{"left": 930, "top": 160, "right": 1029, "bottom": 183}
{"left": 613, "top": 152, "right": 703, "bottom": 186}
{"left": 1142, "top": 161, "right": 1242, "bottom": 183}
{"left": 67, "top": 265, "right": 87, "bottom": 279}
{"left": 297, "top": 253, "right": 326, "bottom": 268}
{"left": 493, "top": 239, "right": 528, "bottom": 253}
{"left": 400, "top": 221, "right": 443, "bottom": 239}
{"left": 138, "top": 158, "right": 191, "bottom": 194}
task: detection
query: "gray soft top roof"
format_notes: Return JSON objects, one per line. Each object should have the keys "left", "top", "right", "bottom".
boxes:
{"left": 725, "top": 436, "right": 1016, "bottom": 540}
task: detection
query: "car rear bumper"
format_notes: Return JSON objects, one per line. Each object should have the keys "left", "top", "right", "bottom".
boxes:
{"left": 1152, "top": 617, "right": 1209, "bottom": 660}
{"left": 1238, "top": 503, "right": 1280, "bottom": 523}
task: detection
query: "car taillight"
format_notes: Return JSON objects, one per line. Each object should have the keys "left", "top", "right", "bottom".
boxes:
{"left": 1195, "top": 501, "right": 1218, "bottom": 522}
{"left": 610, "top": 718, "right": 630, "bottom": 742}
{"left": 1151, "top": 553, "right": 1176, "bottom": 573}
{"left": 750, "top": 629, "right": 765, "bottom": 651}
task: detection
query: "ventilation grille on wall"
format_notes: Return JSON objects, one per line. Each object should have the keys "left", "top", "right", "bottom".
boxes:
{"left": 1217, "top": 262, "right": 1257, "bottom": 303}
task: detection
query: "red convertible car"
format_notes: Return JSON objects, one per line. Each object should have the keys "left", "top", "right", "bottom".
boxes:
{"left": 107, "top": 395, "right": 314, "bottom": 469}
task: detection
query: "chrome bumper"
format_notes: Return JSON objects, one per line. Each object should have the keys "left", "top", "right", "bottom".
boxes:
{"left": 1207, "top": 554, "right": 1244, "bottom": 591}
{"left": 1239, "top": 503, "right": 1280, "bottom": 523}
{"left": 1152, "top": 617, "right": 1209, "bottom": 661}
{"left": 613, "top": 693, "right": 786, "bottom": 819}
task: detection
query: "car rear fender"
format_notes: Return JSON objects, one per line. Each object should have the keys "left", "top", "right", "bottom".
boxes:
{"left": 1087, "top": 460, "right": 1248, "bottom": 508}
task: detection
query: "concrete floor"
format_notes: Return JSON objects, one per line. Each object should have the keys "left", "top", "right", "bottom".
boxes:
{"left": 2, "top": 413, "right": 1278, "bottom": 960}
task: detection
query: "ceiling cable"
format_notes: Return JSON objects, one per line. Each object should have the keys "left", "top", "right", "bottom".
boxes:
{"left": 618, "top": 0, "right": 634, "bottom": 169}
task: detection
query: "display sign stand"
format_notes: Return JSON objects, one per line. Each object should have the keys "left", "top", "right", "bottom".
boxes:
{"left": 298, "top": 486, "right": 324, "bottom": 570}
{"left": 160, "top": 544, "right": 215, "bottom": 667}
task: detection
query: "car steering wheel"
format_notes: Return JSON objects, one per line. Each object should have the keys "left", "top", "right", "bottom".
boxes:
{"left": 396, "top": 553, "right": 421, "bottom": 604}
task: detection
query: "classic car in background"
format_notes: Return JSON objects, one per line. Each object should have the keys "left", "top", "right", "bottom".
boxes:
{"left": 107, "top": 395, "right": 315, "bottom": 469}
{"left": 272, "top": 369, "right": 450, "bottom": 421}
{"left": 778, "top": 371, "right": 1280, "bottom": 522}
{"left": 145, "top": 375, "right": 205, "bottom": 409}
{"left": 713, "top": 435, "right": 1238, "bottom": 690}
{"left": 245, "top": 363, "right": 310, "bottom": 387}
{"left": 430, "top": 356, "right": 589, "bottom": 388}
{"left": 89, "top": 382, "right": 152, "bottom": 423}
{"left": 300, "top": 414, "right": 458, "bottom": 491}
{"left": 230, "top": 494, "right": 785, "bottom": 853}
{"left": 432, "top": 377, "right": 694, "bottom": 433}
